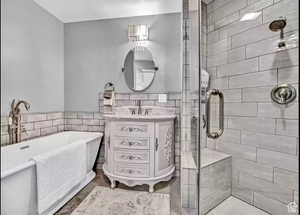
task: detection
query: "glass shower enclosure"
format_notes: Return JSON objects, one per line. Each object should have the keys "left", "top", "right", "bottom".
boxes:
{"left": 181, "top": 0, "right": 299, "bottom": 214}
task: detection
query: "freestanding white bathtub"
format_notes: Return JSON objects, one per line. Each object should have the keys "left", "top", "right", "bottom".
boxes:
{"left": 1, "top": 131, "right": 103, "bottom": 215}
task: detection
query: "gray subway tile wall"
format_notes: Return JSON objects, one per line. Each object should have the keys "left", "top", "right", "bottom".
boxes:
{"left": 1, "top": 92, "right": 182, "bottom": 175}
{"left": 64, "top": 112, "right": 104, "bottom": 132}
{"left": 206, "top": 0, "right": 299, "bottom": 214}
{"left": 253, "top": 192, "right": 292, "bottom": 215}
{"left": 232, "top": 158, "right": 273, "bottom": 181}
{"left": 1, "top": 112, "right": 65, "bottom": 146}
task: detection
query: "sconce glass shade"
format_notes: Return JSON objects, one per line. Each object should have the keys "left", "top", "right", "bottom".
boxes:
{"left": 128, "top": 24, "right": 149, "bottom": 41}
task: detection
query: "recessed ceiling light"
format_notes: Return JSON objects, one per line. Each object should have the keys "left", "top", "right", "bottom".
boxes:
{"left": 240, "top": 12, "right": 261, "bottom": 21}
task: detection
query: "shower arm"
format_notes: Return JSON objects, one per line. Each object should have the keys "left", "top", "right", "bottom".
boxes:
{"left": 280, "top": 29, "right": 284, "bottom": 40}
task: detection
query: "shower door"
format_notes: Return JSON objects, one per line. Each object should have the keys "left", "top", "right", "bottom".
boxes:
{"left": 184, "top": 0, "right": 299, "bottom": 215}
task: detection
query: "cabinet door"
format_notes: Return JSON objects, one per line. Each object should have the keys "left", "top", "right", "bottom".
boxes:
{"left": 154, "top": 120, "right": 175, "bottom": 176}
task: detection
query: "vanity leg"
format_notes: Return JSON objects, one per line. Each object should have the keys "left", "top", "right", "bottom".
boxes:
{"left": 111, "top": 179, "right": 116, "bottom": 189}
{"left": 149, "top": 184, "right": 154, "bottom": 193}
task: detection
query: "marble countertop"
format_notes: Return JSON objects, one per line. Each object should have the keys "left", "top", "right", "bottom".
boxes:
{"left": 103, "top": 114, "right": 176, "bottom": 120}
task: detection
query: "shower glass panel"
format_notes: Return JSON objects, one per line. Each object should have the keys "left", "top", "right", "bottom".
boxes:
{"left": 180, "top": 0, "right": 203, "bottom": 213}
{"left": 182, "top": 0, "right": 299, "bottom": 214}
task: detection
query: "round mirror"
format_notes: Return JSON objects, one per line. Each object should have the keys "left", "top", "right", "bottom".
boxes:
{"left": 123, "top": 46, "right": 157, "bottom": 91}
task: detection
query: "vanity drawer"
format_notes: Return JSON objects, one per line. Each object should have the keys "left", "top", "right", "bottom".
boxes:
{"left": 111, "top": 122, "right": 153, "bottom": 137}
{"left": 112, "top": 136, "right": 150, "bottom": 150}
{"left": 114, "top": 163, "right": 149, "bottom": 178}
{"left": 114, "top": 149, "right": 149, "bottom": 163}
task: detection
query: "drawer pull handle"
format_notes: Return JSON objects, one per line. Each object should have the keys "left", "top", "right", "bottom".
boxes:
{"left": 121, "top": 141, "right": 136, "bottom": 146}
{"left": 120, "top": 140, "right": 146, "bottom": 147}
{"left": 120, "top": 154, "right": 144, "bottom": 161}
{"left": 120, "top": 126, "right": 147, "bottom": 133}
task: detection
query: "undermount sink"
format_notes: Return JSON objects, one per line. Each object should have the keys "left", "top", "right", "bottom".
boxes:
{"left": 104, "top": 106, "right": 176, "bottom": 120}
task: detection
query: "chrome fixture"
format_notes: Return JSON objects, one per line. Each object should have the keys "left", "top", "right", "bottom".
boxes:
{"left": 206, "top": 89, "right": 224, "bottom": 139}
{"left": 269, "top": 17, "right": 287, "bottom": 48}
{"left": 8, "top": 99, "right": 30, "bottom": 144}
{"left": 144, "top": 108, "right": 151, "bottom": 116}
{"left": 129, "top": 101, "right": 145, "bottom": 115}
{"left": 136, "top": 100, "right": 142, "bottom": 115}
{"left": 129, "top": 107, "right": 136, "bottom": 115}
{"left": 128, "top": 24, "right": 149, "bottom": 41}
{"left": 271, "top": 84, "right": 297, "bottom": 105}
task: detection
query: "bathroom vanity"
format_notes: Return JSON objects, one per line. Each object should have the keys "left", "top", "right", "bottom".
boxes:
{"left": 103, "top": 106, "right": 176, "bottom": 192}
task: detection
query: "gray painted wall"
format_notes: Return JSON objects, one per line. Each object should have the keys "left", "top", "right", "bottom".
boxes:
{"left": 1, "top": 0, "right": 64, "bottom": 115}
{"left": 64, "top": 13, "right": 181, "bottom": 112}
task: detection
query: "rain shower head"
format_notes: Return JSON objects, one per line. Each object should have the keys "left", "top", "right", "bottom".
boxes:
{"left": 269, "top": 17, "right": 287, "bottom": 32}
{"left": 269, "top": 17, "right": 287, "bottom": 49}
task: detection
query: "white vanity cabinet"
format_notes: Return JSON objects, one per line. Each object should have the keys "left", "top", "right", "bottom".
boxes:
{"left": 103, "top": 115, "right": 175, "bottom": 192}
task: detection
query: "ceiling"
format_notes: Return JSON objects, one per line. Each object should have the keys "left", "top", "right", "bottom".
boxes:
{"left": 33, "top": 0, "right": 213, "bottom": 23}
{"left": 33, "top": 0, "right": 182, "bottom": 23}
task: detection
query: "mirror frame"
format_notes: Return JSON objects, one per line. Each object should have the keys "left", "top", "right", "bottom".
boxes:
{"left": 122, "top": 46, "right": 158, "bottom": 92}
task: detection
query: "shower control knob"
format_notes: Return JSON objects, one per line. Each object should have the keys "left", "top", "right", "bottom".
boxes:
{"left": 271, "top": 84, "right": 297, "bottom": 105}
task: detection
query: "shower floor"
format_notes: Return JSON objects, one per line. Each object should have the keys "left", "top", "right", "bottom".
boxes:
{"left": 207, "top": 197, "right": 269, "bottom": 215}
{"left": 182, "top": 196, "right": 270, "bottom": 215}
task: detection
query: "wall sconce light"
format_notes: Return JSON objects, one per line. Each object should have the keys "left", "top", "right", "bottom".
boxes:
{"left": 128, "top": 24, "right": 149, "bottom": 41}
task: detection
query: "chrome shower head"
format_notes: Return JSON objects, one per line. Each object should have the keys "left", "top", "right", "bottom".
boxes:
{"left": 269, "top": 17, "right": 287, "bottom": 32}
{"left": 269, "top": 17, "right": 287, "bottom": 49}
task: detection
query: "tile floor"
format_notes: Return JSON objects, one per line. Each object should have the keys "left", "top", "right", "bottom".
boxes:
{"left": 55, "top": 170, "right": 270, "bottom": 215}
{"left": 55, "top": 169, "right": 180, "bottom": 215}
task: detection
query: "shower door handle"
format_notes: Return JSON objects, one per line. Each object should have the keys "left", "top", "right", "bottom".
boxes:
{"left": 206, "top": 89, "right": 224, "bottom": 139}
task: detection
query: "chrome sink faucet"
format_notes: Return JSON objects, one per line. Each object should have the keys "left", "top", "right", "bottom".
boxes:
{"left": 8, "top": 99, "right": 30, "bottom": 144}
{"left": 136, "top": 100, "right": 142, "bottom": 115}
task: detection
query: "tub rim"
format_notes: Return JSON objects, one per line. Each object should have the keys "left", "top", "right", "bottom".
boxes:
{"left": 1, "top": 131, "right": 103, "bottom": 179}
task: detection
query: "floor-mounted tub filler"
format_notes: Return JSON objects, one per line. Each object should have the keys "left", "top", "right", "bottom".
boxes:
{"left": 1, "top": 131, "right": 103, "bottom": 215}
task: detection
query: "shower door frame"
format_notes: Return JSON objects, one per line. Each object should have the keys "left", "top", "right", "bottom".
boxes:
{"left": 180, "top": 0, "right": 203, "bottom": 213}
{"left": 197, "top": 0, "right": 202, "bottom": 214}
